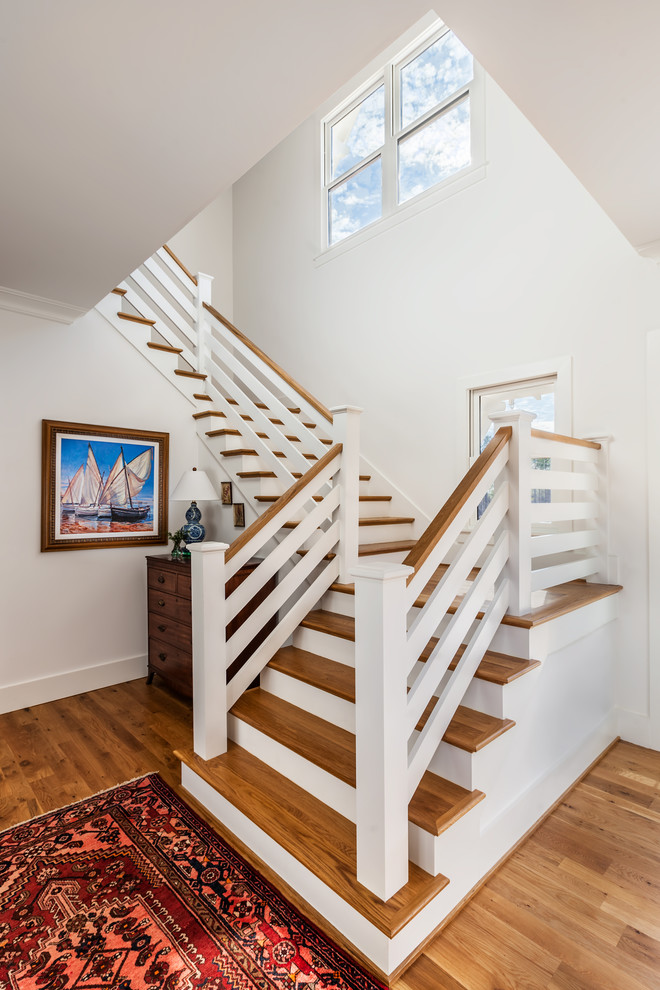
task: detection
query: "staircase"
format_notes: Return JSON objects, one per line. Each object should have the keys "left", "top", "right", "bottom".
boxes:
{"left": 97, "top": 245, "right": 622, "bottom": 983}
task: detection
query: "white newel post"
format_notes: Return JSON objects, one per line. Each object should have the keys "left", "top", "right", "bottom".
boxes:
{"left": 352, "top": 561, "right": 412, "bottom": 900}
{"left": 189, "top": 541, "right": 228, "bottom": 759}
{"left": 330, "top": 405, "right": 362, "bottom": 584}
{"left": 195, "top": 272, "right": 214, "bottom": 375}
{"left": 489, "top": 410, "right": 535, "bottom": 615}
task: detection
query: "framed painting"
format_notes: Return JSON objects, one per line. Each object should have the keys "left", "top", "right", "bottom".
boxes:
{"left": 221, "top": 481, "right": 233, "bottom": 505}
{"left": 42, "top": 420, "right": 169, "bottom": 551}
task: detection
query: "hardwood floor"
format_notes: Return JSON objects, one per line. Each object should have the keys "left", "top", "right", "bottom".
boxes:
{"left": 2, "top": 679, "right": 659, "bottom": 989}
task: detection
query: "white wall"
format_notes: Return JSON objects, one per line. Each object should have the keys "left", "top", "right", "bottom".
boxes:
{"left": 231, "top": 72, "right": 660, "bottom": 742}
{"left": 168, "top": 189, "right": 234, "bottom": 320}
{"left": 0, "top": 306, "right": 197, "bottom": 712}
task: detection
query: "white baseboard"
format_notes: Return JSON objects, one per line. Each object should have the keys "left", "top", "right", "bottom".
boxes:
{"left": 0, "top": 654, "right": 147, "bottom": 714}
{"left": 617, "top": 707, "right": 660, "bottom": 750}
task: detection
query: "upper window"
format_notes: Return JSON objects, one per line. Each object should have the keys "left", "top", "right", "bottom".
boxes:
{"left": 323, "top": 24, "right": 477, "bottom": 248}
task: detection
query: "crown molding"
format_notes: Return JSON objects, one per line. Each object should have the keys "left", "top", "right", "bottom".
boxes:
{"left": 0, "top": 285, "right": 87, "bottom": 324}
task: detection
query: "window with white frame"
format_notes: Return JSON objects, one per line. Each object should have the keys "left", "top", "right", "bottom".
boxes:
{"left": 323, "top": 23, "right": 477, "bottom": 248}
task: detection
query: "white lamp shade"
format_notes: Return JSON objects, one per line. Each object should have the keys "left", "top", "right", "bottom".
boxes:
{"left": 171, "top": 468, "right": 218, "bottom": 502}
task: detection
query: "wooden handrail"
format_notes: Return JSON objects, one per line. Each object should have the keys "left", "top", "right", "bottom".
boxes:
{"left": 226, "top": 444, "right": 342, "bottom": 563}
{"left": 531, "top": 428, "right": 601, "bottom": 450}
{"left": 161, "top": 244, "right": 198, "bottom": 286}
{"left": 402, "top": 427, "right": 512, "bottom": 581}
{"left": 204, "top": 303, "right": 334, "bottom": 425}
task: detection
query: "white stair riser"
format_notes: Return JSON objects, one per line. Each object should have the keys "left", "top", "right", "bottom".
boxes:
{"left": 293, "top": 626, "right": 356, "bottom": 666}
{"left": 409, "top": 800, "right": 482, "bottom": 877}
{"left": 462, "top": 666, "right": 541, "bottom": 720}
{"left": 204, "top": 433, "right": 250, "bottom": 452}
{"left": 355, "top": 522, "right": 415, "bottom": 544}
{"left": 235, "top": 476, "right": 287, "bottom": 497}
{"left": 320, "top": 590, "right": 356, "bottom": 617}
{"left": 228, "top": 713, "right": 356, "bottom": 821}
{"left": 260, "top": 667, "right": 355, "bottom": 733}
{"left": 219, "top": 453, "right": 264, "bottom": 472}
{"left": 357, "top": 499, "right": 395, "bottom": 518}
{"left": 409, "top": 659, "right": 536, "bottom": 720}
{"left": 428, "top": 728, "right": 514, "bottom": 791}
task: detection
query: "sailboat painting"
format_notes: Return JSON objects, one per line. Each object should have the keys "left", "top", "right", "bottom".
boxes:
{"left": 42, "top": 420, "right": 169, "bottom": 551}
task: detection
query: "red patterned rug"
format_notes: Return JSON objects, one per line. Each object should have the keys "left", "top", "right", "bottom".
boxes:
{"left": 0, "top": 774, "right": 385, "bottom": 990}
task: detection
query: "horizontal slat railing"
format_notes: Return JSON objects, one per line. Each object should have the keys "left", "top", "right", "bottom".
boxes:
{"left": 204, "top": 333, "right": 326, "bottom": 466}
{"left": 144, "top": 254, "right": 197, "bottom": 318}
{"left": 191, "top": 445, "right": 343, "bottom": 761}
{"left": 204, "top": 303, "right": 333, "bottom": 428}
{"left": 353, "top": 428, "right": 512, "bottom": 900}
{"left": 127, "top": 267, "right": 197, "bottom": 349}
{"left": 527, "top": 427, "right": 605, "bottom": 593}
{"left": 403, "top": 428, "right": 512, "bottom": 604}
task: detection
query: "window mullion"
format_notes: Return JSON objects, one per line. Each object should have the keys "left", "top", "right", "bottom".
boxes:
{"left": 382, "top": 62, "right": 397, "bottom": 216}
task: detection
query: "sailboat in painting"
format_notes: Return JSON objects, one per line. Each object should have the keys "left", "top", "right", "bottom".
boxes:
{"left": 75, "top": 444, "right": 104, "bottom": 517}
{"left": 61, "top": 464, "right": 84, "bottom": 514}
{"left": 100, "top": 446, "right": 153, "bottom": 522}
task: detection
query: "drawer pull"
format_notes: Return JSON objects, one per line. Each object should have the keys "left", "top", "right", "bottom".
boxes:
{"left": 157, "top": 575, "right": 165, "bottom": 584}
{"left": 158, "top": 624, "right": 166, "bottom": 632}
{"left": 158, "top": 599, "right": 165, "bottom": 607}
{"left": 159, "top": 652, "right": 167, "bottom": 662}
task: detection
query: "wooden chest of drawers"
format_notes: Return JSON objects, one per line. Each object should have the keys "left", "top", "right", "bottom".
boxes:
{"left": 146, "top": 554, "right": 275, "bottom": 698}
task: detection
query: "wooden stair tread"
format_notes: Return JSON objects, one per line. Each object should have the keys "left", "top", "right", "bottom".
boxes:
{"left": 193, "top": 393, "right": 213, "bottom": 401}
{"left": 447, "top": 644, "right": 541, "bottom": 684}
{"left": 409, "top": 772, "right": 485, "bottom": 836}
{"left": 230, "top": 689, "right": 482, "bottom": 835}
{"left": 220, "top": 448, "right": 258, "bottom": 457}
{"left": 416, "top": 700, "right": 515, "bottom": 752}
{"left": 175, "top": 742, "right": 449, "bottom": 937}
{"left": 117, "top": 311, "right": 156, "bottom": 326}
{"left": 268, "top": 646, "right": 354, "bottom": 702}
{"left": 237, "top": 470, "right": 277, "bottom": 478}
{"left": 296, "top": 540, "right": 416, "bottom": 560}
{"left": 174, "top": 369, "right": 207, "bottom": 380}
{"left": 301, "top": 610, "right": 538, "bottom": 688}
{"left": 206, "top": 428, "right": 241, "bottom": 438}
{"left": 193, "top": 410, "right": 225, "bottom": 420}
{"left": 358, "top": 516, "right": 413, "bottom": 526}
{"left": 231, "top": 688, "right": 355, "bottom": 786}
{"left": 357, "top": 540, "right": 416, "bottom": 555}
{"left": 147, "top": 341, "right": 182, "bottom": 354}
{"left": 256, "top": 494, "right": 391, "bottom": 504}
{"left": 300, "top": 609, "right": 355, "bottom": 641}
{"left": 111, "top": 287, "right": 127, "bottom": 295}
{"left": 264, "top": 647, "right": 488, "bottom": 838}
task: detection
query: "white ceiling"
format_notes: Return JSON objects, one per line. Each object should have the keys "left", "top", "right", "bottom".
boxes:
{"left": 436, "top": 0, "right": 660, "bottom": 256}
{"left": 0, "top": 0, "right": 430, "bottom": 311}
{"left": 2, "top": 2, "right": 659, "bottom": 316}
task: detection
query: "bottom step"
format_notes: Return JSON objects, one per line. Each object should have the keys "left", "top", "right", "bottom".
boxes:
{"left": 177, "top": 743, "right": 457, "bottom": 979}
{"left": 176, "top": 742, "right": 449, "bottom": 942}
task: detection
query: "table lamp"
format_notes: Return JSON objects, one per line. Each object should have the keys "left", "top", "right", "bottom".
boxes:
{"left": 170, "top": 467, "right": 219, "bottom": 550}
